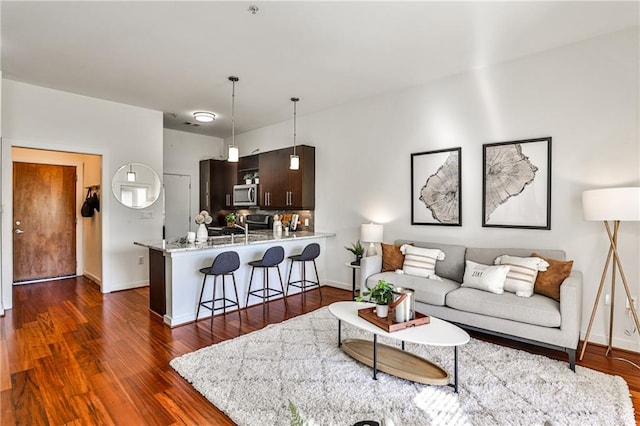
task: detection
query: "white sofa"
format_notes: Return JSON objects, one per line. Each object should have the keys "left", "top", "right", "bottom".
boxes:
{"left": 360, "top": 240, "right": 583, "bottom": 370}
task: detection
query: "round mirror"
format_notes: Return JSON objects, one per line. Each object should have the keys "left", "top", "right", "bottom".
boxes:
{"left": 112, "top": 163, "right": 162, "bottom": 209}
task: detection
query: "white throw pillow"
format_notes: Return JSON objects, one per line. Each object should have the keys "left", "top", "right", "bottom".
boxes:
{"left": 494, "top": 255, "right": 550, "bottom": 297}
{"left": 400, "top": 245, "right": 445, "bottom": 279}
{"left": 462, "top": 260, "right": 510, "bottom": 294}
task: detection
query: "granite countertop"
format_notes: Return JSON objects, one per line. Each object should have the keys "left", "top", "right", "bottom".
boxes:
{"left": 134, "top": 230, "right": 335, "bottom": 253}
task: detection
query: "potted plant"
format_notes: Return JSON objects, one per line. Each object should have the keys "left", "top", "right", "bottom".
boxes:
{"left": 225, "top": 212, "right": 236, "bottom": 227}
{"left": 344, "top": 240, "right": 365, "bottom": 265}
{"left": 243, "top": 173, "right": 254, "bottom": 184}
{"left": 360, "top": 279, "right": 394, "bottom": 318}
{"left": 253, "top": 171, "right": 260, "bottom": 184}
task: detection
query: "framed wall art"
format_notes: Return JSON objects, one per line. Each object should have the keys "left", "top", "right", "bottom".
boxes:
{"left": 482, "top": 137, "right": 551, "bottom": 229}
{"left": 411, "top": 147, "right": 461, "bottom": 226}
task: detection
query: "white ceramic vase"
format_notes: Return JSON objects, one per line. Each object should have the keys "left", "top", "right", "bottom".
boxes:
{"left": 375, "top": 304, "right": 389, "bottom": 318}
{"left": 196, "top": 223, "right": 208, "bottom": 243}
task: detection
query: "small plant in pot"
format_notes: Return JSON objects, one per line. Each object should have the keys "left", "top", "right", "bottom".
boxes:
{"left": 344, "top": 240, "right": 365, "bottom": 265}
{"left": 358, "top": 279, "right": 394, "bottom": 318}
{"left": 225, "top": 213, "right": 236, "bottom": 227}
{"left": 243, "top": 173, "right": 254, "bottom": 184}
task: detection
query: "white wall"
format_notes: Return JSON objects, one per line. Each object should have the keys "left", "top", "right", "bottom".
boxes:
{"left": 1, "top": 80, "right": 163, "bottom": 308}
{"left": 231, "top": 28, "right": 640, "bottom": 351}
{"left": 163, "top": 128, "right": 224, "bottom": 233}
{"left": 0, "top": 71, "right": 3, "bottom": 316}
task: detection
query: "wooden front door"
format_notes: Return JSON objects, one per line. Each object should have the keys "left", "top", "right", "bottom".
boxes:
{"left": 13, "top": 162, "right": 77, "bottom": 282}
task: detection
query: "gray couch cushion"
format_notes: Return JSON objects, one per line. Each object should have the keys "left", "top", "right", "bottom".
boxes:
{"left": 395, "top": 240, "right": 466, "bottom": 283}
{"left": 367, "top": 271, "right": 459, "bottom": 306}
{"left": 466, "top": 247, "right": 566, "bottom": 265}
{"left": 446, "top": 287, "right": 561, "bottom": 327}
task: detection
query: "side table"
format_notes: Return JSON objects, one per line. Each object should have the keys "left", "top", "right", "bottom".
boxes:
{"left": 344, "top": 261, "right": 360, "bottom": 300}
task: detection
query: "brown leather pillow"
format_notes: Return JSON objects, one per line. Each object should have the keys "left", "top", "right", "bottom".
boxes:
{"left": 381, "top": 243, "right": 407, "bottom": 272}
{"left": 532, "top": 252, "right": 574, "bottom": 301}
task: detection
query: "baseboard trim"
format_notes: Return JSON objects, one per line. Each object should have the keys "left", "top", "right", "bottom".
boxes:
{"left": 582, "top": 332, "right": 640, "bottom": 353}
{"left": 109, "top": 281, "right": 149, "bottom": 293}
{"left": 83, "top": 272, "right": 102, "bottom": 286}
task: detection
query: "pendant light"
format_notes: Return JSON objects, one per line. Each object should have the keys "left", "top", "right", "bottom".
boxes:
{"left": 227, "top": 76, "right": 239, "bottom": 162}
{"left": 127, "top": 164, "right": 136, "bottom": 182}
{"left": 290, "top": 97, "right": 300, "bottom": 170}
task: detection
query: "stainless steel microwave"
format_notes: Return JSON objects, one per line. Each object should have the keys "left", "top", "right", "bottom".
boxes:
{"left": 233, "top": 184, "right": 258, "bottom": 206}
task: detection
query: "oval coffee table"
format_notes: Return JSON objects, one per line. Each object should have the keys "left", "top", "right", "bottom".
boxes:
{"left": 329, "top": 301, "right": 470, "bottom": 393}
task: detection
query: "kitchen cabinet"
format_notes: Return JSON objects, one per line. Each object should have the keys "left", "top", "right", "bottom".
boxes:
{"left": 238, "top": 154, "right": 259, "bottom": 184}
{"left": 200, "top": 159, "right": 237, "bottom": 216}
{"left": 258, "top": 145, "right": 315, "bottom": 209}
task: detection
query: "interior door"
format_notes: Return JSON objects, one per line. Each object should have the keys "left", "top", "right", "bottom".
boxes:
{"left": 13, "top": 162, "right": 76, "bottom": 282}
{"left": 163, "top": 173, "right": 191, "bottom": 239}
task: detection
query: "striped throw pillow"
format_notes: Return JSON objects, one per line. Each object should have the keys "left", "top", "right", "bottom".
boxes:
{"left": 494, "top": 255, "right": 549, "bottom": 297}
{"left": 400, "top": 245, "right": 445, "bottom": 278}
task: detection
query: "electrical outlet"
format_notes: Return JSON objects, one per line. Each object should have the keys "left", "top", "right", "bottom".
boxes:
{"left": 138, "top": 256, "right": 144, "bottom": 265}
{"left": 605, "top": 294, "right": 611, "bottom": 305}
{"left": 304, "top": 218, "right": 310, "bottom": 227}
{"left": 626, "top": 296, "right": 637, "bottom": 310}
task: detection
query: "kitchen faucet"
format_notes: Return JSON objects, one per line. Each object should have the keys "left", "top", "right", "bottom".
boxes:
{"left": 232, "top": 219, "right": 249, "bottom": 244}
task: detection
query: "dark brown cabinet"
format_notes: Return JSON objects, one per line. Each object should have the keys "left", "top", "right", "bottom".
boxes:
{"left": 258, "top": 145, "right": 315, "bottom": 209}
{"left": 200, "top": 159, "right": 237, "bottom": 217}
{"left": 199, "top": 146, "right": 314, "bottom": 214}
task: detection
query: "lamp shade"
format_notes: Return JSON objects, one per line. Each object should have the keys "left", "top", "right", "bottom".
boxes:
{"left": 228, "top": 145, "right": 239, "bottom": 162}
{"left": 289, "top": 154, "right": 300, "bottom": 170}
{"left": 361, "top": 223, "right": 383, "bottom": 243}
{"left": 583, "top": 187, "right": 640, "bottom": 221}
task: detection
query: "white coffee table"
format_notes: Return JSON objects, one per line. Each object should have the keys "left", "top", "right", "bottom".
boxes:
{"left": 328, "top": 301, "right": 470, "bottom": 393}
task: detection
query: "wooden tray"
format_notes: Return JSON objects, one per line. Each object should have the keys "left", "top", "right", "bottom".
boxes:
{"left": 358, "top": 307, "right": 430, "bottom": 333}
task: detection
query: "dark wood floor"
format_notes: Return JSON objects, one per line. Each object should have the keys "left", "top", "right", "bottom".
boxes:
{"left": 1, "top": 277, "right": 638, "bottom": 425}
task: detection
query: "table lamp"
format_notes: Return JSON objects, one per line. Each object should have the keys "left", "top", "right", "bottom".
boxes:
{"left": 580, "top": 187, "right": 640, "bottom": 360}
{"left": 361, "top": 223, "right": 383, "bottom": 257}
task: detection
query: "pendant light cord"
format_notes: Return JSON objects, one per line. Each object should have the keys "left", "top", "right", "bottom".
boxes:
{"left": 291, "top": 97, "right": 299, "bottom": 155}
{"left": 231, "top": 78, "right": 237, "bottom": 147}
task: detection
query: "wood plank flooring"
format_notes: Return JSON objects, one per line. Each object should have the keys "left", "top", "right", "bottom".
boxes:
{"left": 1, "top": 277, "right": 639, "bottom": 425}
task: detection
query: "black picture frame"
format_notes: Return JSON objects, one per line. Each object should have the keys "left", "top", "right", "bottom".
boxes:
{"left": 482, "top": 137, "right": 551, "bottom": 230}
{"left": 411, "top": 147, "right": 462, "bottom": 226}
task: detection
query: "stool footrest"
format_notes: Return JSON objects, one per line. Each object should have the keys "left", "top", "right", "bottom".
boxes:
{"left": 288, "top": 280, "right": 320, "bottom": 289}
{"left": 199, "top": 297, "right": 240, "bottom": 312}
{"left": 248, "top": 288, "right": 284, "bottom": 299}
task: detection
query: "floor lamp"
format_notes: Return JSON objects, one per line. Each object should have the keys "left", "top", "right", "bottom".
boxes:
{"left": 580, "top": 187, "right": 640, "bottom": 360}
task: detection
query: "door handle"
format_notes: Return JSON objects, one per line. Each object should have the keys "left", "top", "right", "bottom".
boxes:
{"left": 15, "top": 229, "right": 25, "bottom": 234}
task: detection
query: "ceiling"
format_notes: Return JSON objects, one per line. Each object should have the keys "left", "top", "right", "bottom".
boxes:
{"left": 2, "top": 1, "right": 637, "bottom": 139}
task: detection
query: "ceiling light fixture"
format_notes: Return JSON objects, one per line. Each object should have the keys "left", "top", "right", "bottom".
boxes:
{"left": 193, "top": 111, "right": 215, "bottom": 123}
{"left": 227, "top": 76, "right": 240, "bottom": 162}
{"left": 290, "top": 97, "right": 300, "bottom": 170}
{"left": 127, "top": 164, "right": 136, "bottom": 182}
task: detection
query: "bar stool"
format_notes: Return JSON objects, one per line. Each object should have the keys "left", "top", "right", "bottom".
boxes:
{"left": 196, "top": 251, "right": 241, "bottom": 329}
{"left": 286, "top": 243, "right": 322, "bottom": 299}
{"left": 245, "top": 246, "right": 286, "bottom": 308}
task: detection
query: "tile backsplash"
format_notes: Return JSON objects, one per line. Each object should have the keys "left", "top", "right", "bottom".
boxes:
{"left": 218, "top": 209, "right": 314, "bottom": 232}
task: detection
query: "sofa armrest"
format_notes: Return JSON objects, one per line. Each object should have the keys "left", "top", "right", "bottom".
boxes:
{"left": 559, "top": 270, "right": 583, "bottom": 348}
{"left": 359, "top": 255, "right": 382, "bottom": 291}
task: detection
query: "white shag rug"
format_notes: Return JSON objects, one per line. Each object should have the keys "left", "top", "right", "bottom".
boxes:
{"left": 170, "top": 307, "right": 635, "bottom": 426}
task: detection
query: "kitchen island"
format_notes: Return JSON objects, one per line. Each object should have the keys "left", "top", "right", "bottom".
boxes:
{"left": 134, "top": 231, "right": 335, "bottom": 327}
